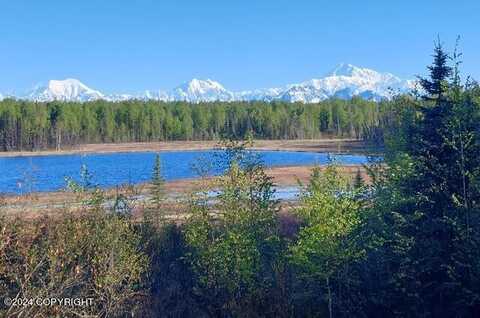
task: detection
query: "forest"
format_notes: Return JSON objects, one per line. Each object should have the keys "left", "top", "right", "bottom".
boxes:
{"left": 2, "top": 44, "right": 480, "bottom": 318}
{"left": 0, "top": 96, "right": 394, "bottom": 151}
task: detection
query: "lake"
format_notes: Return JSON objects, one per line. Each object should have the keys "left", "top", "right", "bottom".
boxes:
{"left": 0, "top": 150, "right": 369, "bottom": 194}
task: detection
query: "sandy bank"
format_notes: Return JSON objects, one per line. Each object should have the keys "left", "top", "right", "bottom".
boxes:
{"left": 0, "top": 139, "right": 376, "bottom": 157}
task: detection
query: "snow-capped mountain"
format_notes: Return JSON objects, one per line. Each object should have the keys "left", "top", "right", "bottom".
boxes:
{"left": 141, "top": 90, "right": 172, "bottom": 102}
{"left": 10, "top": 64, "right": 414, "bottom": 103}
{"left": 104, "top": 93, "right": 136, "bottom": 102}
{"left": 279, "top": 63, "right": 412, "bottom": 102}
{"left": 235, "top": 88, "right": 284, "bottom": 102}
{"left": 26, "top": 79, "right": 104, "bottom": 102}
{"left": 171, "top": 79, "right": 235, "bottom": 102}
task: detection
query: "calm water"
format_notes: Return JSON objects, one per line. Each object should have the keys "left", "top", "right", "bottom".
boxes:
{"left": 0, "top": 150, "right": 369, "bottom": 194}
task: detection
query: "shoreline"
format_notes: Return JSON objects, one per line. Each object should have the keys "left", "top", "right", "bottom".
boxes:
{"left": 1, "top": 164, "right": 369, "bottom": 217}
{"left": 0, "top": 163, "right": 366, "bottom": 197}
{"left": 0, "top": 139, "right": 377, "bottom": 158}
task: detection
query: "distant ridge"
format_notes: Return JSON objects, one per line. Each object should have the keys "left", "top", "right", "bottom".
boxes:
{"left": 12, "top": 64, "right": 415, "bottom": 103}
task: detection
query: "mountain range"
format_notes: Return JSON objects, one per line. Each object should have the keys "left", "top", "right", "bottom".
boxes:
{"left": 1, "top": 63, "right": 415, "bottom": 103}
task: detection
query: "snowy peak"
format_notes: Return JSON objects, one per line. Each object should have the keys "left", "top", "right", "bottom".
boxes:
{"left": 327, "top": 63, "right": 363, "bottom": 77}
{"left": 27, "top": 78, "right": 104, "bottom": 102}
{"left": 235, "top": 88, "right": 284, "bottom": 102}
{"left": 326, "top": 63, "right": 399, "bottom": 82}
{"left": 182, "top": 78, "right": 226, "bottom": 93}
{"left": 172, "top": 78, "right": 234, "bottom": 102}
{"left": 278, "top": 63, "right": 410, "bottom": 102}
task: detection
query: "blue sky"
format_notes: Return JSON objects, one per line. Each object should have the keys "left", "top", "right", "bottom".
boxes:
{"left": 1, "top": 0, "right": 479, "bottom": 94}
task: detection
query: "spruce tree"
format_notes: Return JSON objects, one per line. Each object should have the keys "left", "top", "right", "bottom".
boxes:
{"left": 418, "top": 40, "right": 452, "bottom": 105}
{"left": 147, "top": 153, "right": 166, "bottom": 226}
{"left": 378, "top": 42, "right": 480, "bottom": 316}
{"left": 353, "top": 168, "right": 364, "bottom": 189}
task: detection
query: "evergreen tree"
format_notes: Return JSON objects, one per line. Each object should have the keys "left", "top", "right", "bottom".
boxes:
{"left": 373, "top": 42, "right": 480, "bottom": 317}
{"left": 151, "top": 154, "right": 165, "bottom": 203}
{"left": 0, "top": 99, "right": 388, "bottom": 151}
{"left": 353, "top": 168, "right": 364, "bottom": 189}
{"left": 146, "top": 153, "right": 166, "bottom": 226}
{"left": 418, "top": 40, "right": 452, "bottom": 105}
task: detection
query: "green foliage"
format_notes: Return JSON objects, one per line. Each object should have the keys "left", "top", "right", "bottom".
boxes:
{"left": 291, "top": 165, "right": 363, "bottom": 274}
{"left": 184, "top": 140, "right": 283, "bottom": 316}
{"left": 65, "top": 164, "right": 105, "bottom": 208}
{"left": 0, "top": 98, "right": 392, "bottom": 151}
{"left": 289, "top": 165, "right": 364, "bottom": 317}
{"left": 418, "top": 40, "right": 452, "bottom": 103}
{"left": 364, "top": 42, "right": 480, "bottom": 317}
{"left": 151, "top": 154, "right": 166, "bottom": 206}
{"left": 353, "top": 168, "right": 364, "bottom": 189}
{"left": 145, "top": 153, "right": 167, "bottom": 226}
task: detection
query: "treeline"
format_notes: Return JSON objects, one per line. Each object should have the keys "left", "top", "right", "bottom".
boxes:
{"left": 0, "top": 97, "right": 394, "bottom": 151}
